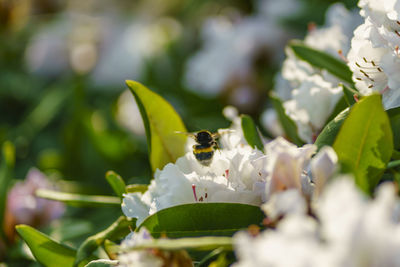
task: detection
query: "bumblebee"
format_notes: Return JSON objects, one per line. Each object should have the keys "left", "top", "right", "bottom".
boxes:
{"left": 177, "top": 130, "right": 219, "bottom": 166}
{"left": 192, "top": 130, "right": 220, "bottom": 166}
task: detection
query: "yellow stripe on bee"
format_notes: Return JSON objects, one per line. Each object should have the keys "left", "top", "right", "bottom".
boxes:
{"left": 194, "top": 147, "right": 213, "bottom": 153}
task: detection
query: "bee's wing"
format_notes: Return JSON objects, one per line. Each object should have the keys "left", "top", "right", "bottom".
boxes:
{"left": 174, "top": 131, "right": 196, "bottom": 138}
{"left": 213, "top": 129, "right": 235, "bottom": 138}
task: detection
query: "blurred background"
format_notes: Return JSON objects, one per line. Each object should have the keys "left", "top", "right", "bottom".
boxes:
{"left": 0, "top": 0, "right": 357, "bottom": 265}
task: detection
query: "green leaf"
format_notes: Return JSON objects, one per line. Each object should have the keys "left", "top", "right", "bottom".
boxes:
{"left": 139, "top": 203, "right": 264, "bottom": 238}
{"left": 16, "top": 225, "right": 76, "bottom": 267}
{"left": 314, "top": 108, "right": 349, "bottom": 150}
{"left": 289, "top": 41, "right": 354, "bottom": 85}
{"left": 392, "top": 150, "right": 400, "bottom": 160}
{"left": 74, "top": 216, "right": 134, "bottom": 267}
{"left": 387, "top": 107, "right": 400, "bottom": 150}
{"left": 126, "top": 80, "right": 187, "bottom": 172}
{"left": 198, "top": 248, "right": 226, "bottom": 267}
{"left": 0, "top": 141, "right": 15, "bottom": 238}
{"left": 105, "top": 171, "right": 126, "bottom": 198}
{"left": 240, "top": 115, "right": 264, "bottom": 150}
{"left": 16, "top": 85, "right": 71, "bottom": 141}
{"left": 387, "top": 160, "right": 400, "bottom": 169}
{"left": 124, "top": 236, "right": 232, "bottom": 251}
{"left": 84, "top": 260, "right": 118, "bottom": 267}
{"left": 36, "top": 189, "right": 121, "bottom": 206}
{"left": 208, "top": 253, "right": 230, "bottom": 267}
{"left": 103, "top": 240, "right": 118, "bottom": 260}
{"left": 270, "top": 95, "right": 303, "bottom": 146}
{"left": 333, "top": 94, "right": 393, "bottom": 194}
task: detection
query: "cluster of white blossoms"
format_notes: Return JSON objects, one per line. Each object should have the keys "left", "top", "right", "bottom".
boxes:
{"left": 347, "top": 0, "right": 400, "bottom": 109}
{"left": 234, "top": 177, "right": 400, "bottom": 267}
{"left": 26, "top": 11, "right": 181, "bottom": 84}
{"left": 262, "top": 3, "right": 362, "bottom": 143}
{"left": 122, "top": 142, "right": 265, "bottom": 226}
{"left": 184, "top": 0, "right": 301, "bottom": 97}
{"left": 122, "top": 113, "right": 338, "bottom": 226}
{"left": 117, "top": 228, "right": 163, "bottom": 267}
{"left": 117, "top": 228, "right": 193, "bottom": 267}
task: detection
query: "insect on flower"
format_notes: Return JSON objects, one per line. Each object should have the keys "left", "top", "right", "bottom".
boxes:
{"left": 176, "top": 130, "right": 220, "bottom": 166}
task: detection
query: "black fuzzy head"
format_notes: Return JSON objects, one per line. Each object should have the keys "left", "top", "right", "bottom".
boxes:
{"left": 195, "top": 131, "right": 213, "bottom": 145}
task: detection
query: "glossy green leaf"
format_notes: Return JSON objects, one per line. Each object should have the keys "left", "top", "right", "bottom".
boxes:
{"left": 139, "top": 203, "right": 264, "bottom": 238}
{"left": 333, "top": 94, "right": 393, "bottom": 194}
{"left": 126, "top": 80, "right": 187, "bottom": 172}
{"left": 16, "top": 225, "right": 76, "bottom": 267}
{"left": 270, "top": 95, "right": 303, "bottom": 146}
{"left": 387, "top": 107, "right": 400, "bottom": 150}
{"left": 105, "top": 171, "right": 126, "bottom": 198}
{"left": 0, "top": 141, "right": 15, "bottom": 238}
{"left": 314, "top": 108, "right": 349, "bottom": 150}
{"left": 74, "top": 216, "right": 134, "bottom": 267}
{"left": 289, "top": 41, "right": 354, "bottom": 85}
{"left": 84, "top": 260, "right": 118, "bottom": 267}
{"left": 36, "top": 189, "right": 121, "bottom": 206}
{"left": 240, "top": 115, "right": 264, "bottom": 150}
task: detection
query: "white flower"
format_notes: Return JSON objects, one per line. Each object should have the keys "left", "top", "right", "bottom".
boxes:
{"left": 25, "top": 12, "right": 99, "bottom": 77}
{"left": 284, "top": 75, "right": 343, "bottom": 143}
{"left": 279, "top": 3, "right": 361, "bottom": 89}
{"left": 262, "top": 189, "right": 307, "bottom": 220}
{"left": 310, "top": 146, "right": 338, "bottom": 197}
{"left": 266, "top": 3, "right": 361, "bottom": 142}
{"left": 263, "top": 137, "right": 316, "bottom": 197}
{"left": 260, "top": 108, "right": 284, "bottom": 138}
{"left": 184, "top": 15, "right": 284, "bottom": 97}
{"left": 118, "top": 228, "right": 163, "bottom": 267}
{"left": 317, "top": 178, "right": 400, "bottom": 267}
{"left": 346, "top": 0, "right": 400, "bottom": 109}
{"left": 122, "top": 145, "right": 265, "bottom": 226}
{"left": 92, "top": 17, "right": 181, "bottom": 86}
{"left": 234, "top": 177, "right": 400, "bottom": 267}
{"left": 233, "top": 214, "right": 320, "bottom": 267}
{"left": 184, "top": 0, "right": 302, "bottom": 97}
{"left": 219, "top": 106, "right": 248, "bottom": 149}
{"left": 347, "top": 22, "right": 389, "bottom": 93}
{"left": 260, "top": 138, "right": 338, "bottom": 219}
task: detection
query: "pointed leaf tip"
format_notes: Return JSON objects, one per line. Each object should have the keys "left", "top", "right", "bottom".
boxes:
{"left": 126, "top": 80, "right": 187, "bottom": 172}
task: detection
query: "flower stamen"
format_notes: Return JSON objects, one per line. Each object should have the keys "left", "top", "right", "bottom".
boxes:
{"left": 338, "top": 50, "right": 348, "bottom": 62}
{"left": 225, "top": 169, "right": 230, "bottom": 179}
{"left": 192, "top": 184, "right": 198, "bottom": 202}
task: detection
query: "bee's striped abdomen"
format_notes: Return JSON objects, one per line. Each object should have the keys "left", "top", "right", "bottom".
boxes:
{"left": 193, "top": 145, "right": 214, "bottom": 166}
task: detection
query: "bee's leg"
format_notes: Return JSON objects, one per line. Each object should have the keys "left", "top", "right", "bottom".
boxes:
{"left": 214, "top": 141, "right": 221, "bottom": 154}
